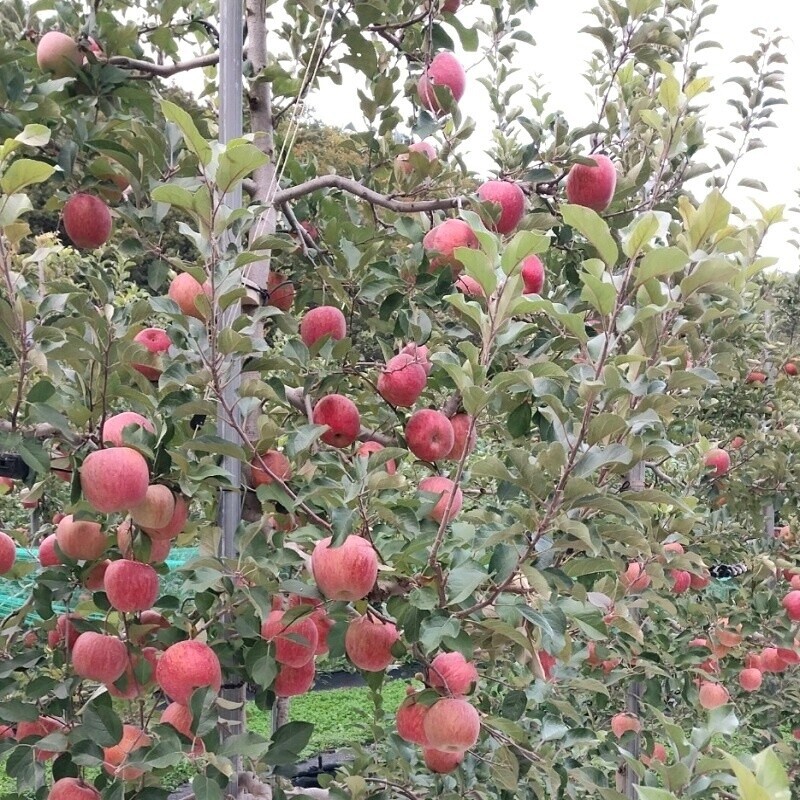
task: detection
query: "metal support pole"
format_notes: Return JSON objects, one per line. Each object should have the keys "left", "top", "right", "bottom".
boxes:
{"left": 217, "top": 0, "right": 245, "bottom": 793}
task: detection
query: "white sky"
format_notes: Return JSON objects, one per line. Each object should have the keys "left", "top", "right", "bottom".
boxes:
{"left": 302, "top": 0, "right": 800, "bottom": 270}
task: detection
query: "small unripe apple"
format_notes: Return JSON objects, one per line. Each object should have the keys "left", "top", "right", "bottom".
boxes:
{"left": 261, "top": 609, "right": 318, "bottom": 667}
{"left": 378, "top": 353, "right": 428, "bottom": 407}
{"left": 423, "top": 697, "right": 480, "bottom": 752}
{"left": 300, "top": 306, "right": 347, "bottom": 348}
{"left": 738, "top": 668, "right": 762, "bottom": 692}
{"left": 356, "top": 441, "right": 397, "bottom": 474}
{"left": 156, "top": 640, "right": 222, "bottom": 705}
{"left": 446, "top": 414, "right": 476, "bottom": 461}
{"left": 477, "top": 180, "right": 525, "bottom": 235}
{"left": 251, "top": 450, "right": 292, "bottom": 487}
{"left": 130, "top": 484, "right": 176, "bottom": 530}
{"left": 520, "top": 255, "right": 545, "bottom": 294}
{"left": 266, "top": 271, "right": 295, "bottom": 310}
{"left": 71, "top": 631, "right": 128, "bottom": 684}
{"left": 423, "top": 747, "right": 464, "bottom": 773}
{"left": 610, "top": 713, "right": 641, "bottom": 737}
{"left": 313, "top": 394, "right": 361, "bottom": 448}
{"left": 48, "top": 777, "right": 101, "bottom": 800}
{"left": 345, "top": 615, "right": 400, "bottom": 672}
{"left": 102, "top": 411, "right": 154, "bottom": 447}
{"left": 417, "top": 52, "right": 465, "bottom": 113}
{"left": 782, "top": 590, "right": 800, "bottom": 621}
{"left": 0, "top": 531, "right": 16, "bottom": 574}
{"left": 418, "top": 476, "right": 463, "bottom": 524}
{"left": 103, "top": 725, "right": 151, "bottom": 781}
{"left": 63, "top": 194, "right": 112, "bottom": 249}
{"left": 703, "top": 448, "right": 730, "bottom": 478}
{"left": 80, "top": 447, "right": 150, "bottom": 513}
{"left": 396, "top": 694, "right": 430, "bottom": 745}
{"left": 427, "top": 651, "right": 478, "bottom": 694}
{"left": 37, "top": 31, "right": 82, "bottom": 77}
{"left": 104, "top": 559, "right": 159, "bottom": 613}
{"left": 56, "top": 515, "right": 107, "bottom": 561}
{"left": 565, "top": 154, "right": 617, "bottom": 212}
{"left": 311, "top": 535, "right": 378, "bottom": 601}
{"left": 132, "top": 328, "right": 170, "bottom": 381}
{"left": 423, "top": 219, "right": 479, "bottom": 274}
{"left": 698, "top": 680, "right": 729, "bottom": 709}
{"left": 274, "top": 659, "right": 316, "bottom": 697}
{"left": 168, "top": 273, "right": 212, "bottom": 320}
{"left": 405, "top": 409, "right": 455, "bottom": 461}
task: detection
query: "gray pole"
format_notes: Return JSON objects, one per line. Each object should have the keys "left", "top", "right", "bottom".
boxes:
{"left": 217, "top": 0, "right": 245, "bottom": 793}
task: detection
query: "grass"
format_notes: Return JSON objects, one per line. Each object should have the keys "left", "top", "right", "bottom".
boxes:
{"left": 0, "top": 680, "right": 409, "bottom": 797}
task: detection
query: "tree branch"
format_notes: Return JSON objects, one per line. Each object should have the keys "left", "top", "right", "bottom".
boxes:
{"left": 108, "top": 53, "right": 220, "bottom": 78}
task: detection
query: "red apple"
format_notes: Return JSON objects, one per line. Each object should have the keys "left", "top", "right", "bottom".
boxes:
{"left": 418, "top": 476, "right": 463, "bottom": 524}
{"left": 565, "top": 154, "right": 617, "bottom": 212}
{"left": 423, "top": 218, "right": 479, "bottom": 274}
{"left": 745, "top": 370, "right": 766, "bottom": 384}
{"left": 703, "top": 447, "right": 730, "bottom": 478}
{"left": 168, "top": 273, "right": 212, "bottom": 320}
{"left": 0, "top": 531, "right": 16, "bottom": 574}
{"left": 396, "top": 693, "right": 430, "bottom": 745}
{"left": 104, "top": 559, "right": 159, "bottom": 613}
{"left": 427, "top": 651, "right": 478, "bottom": 695}
{"left": 37, "top": 31, "right": 82, "bottom": 77}
{"left": 378, "top": 353, "right": 427, "bottom": 407}
{"left": 161, "top": 702, "right": 204, "bottom": 753}
{"left": 156, "top": 640, "right": 222, "bottom": 705}
{"left": 274, "top": 659, "right": 316, "bottom": 697}
{"left": 400, "top": 342, "right": 432, "bottom": 375}
{"left": 782, "top": 590, "right": 800, "bottom": 621}
{"left": 108, "top": 648, "right": 158, "bottom": 700}
{"left": 642, "top": 743, "right": 667, "bottom": 766}
{"left": 288, "top": 595, "right": 333, "bottom": 654}
{"left": 345, "top": 615, "right": 400, "bottom": 672}
{"left": 300, "top": 306, "right": 347, "bottom": 348}
{"left": 71, "top": 631, "right": 128, "bottom": 684}
{"left": 47, "top": 613, "right": 81, "bottom": 650}
{"left": 132, "top": 328, "right": 170, "bottom": 381}
{"left": 698, "top": 681, "right": 729, "bottom": 709}
{"left": 405, "top": 409, "right": 455, "bottom": 461}
{"left": 261, "top": 609, "right": 318, "bottom": 667}
{"left": 142, "top": 493, "right": 188, "bottom": 540}
{"left": 102, "top": 411, "right": 154, "bottom": 447}
{"left": 356, "top": 441, "right": 397, "bottom": 474}
{"left": 311, "top": 535, "right": 378, "bottom": 601}
{"left": 689, "top": 570, "right": 711, "bottom": 590}
{"left": 313, "top": 394, "right": 360, "bottom": 448}
{"left": 39, "top": 533, "right": 62, "bottom": 568}
{"left": 730, "top": 436, "right": 745, "bottom": 450}
{"left": 266, "top": 271, "right": 295, "bottom": 311}
{"left": 455, "top": 275, "right": 485, "bottom": 297}
{"left": 423, "top": 698, "right": 480, "bottom": 752}
{"left": 477, "top": 180, "right": 525, "bottom": 235}
{"left": 80, "top": 447, "right": 149, "bottom": 513}
{"left": 521, "top": 255, "right": 545, "bottom": 294}
{"left": 117, "top": 520, "right": 171, "bottom": 563}
{"left": 610, "top": 713, "right": 641, "bottom": 737}
{"left": 103, "top": 724, "right": 151, "bottom": 781}
{"left": 621, "top": 562, "right": 650, "bottom": 593}
{"left": 250, "top": 450, "right": 292, "bottom": 487}
{"left": 663, "top": 542, "right": 685, "bottom": 556}
{"left": 417, "top": 52, "right": 466, "bottom": 113}
{"left": 56, "top": 514, "right": 107, "bottom": 561}
{"left": 442, "top": 0, "right": 461, "bottom": 11}
{"left": 784, "top": 362, "right": 798, "bottom": 376}
{"left": 423, "top": 747, "right": 464, "bottom": 773}
{"left": 671, "top": 569, "right": 691, "bottom": 595}
{"left": 0, "top": 477, "right": 12, "bottom": 495}
{"left": 446, "top": 414, "right": 476, "bottom": 461}
{"left": 17, "top": 717, "right": 64, "bottom": 761}
{"left": 395, "top": 141, "right": 437, "bottom": 176}
{"left": 63, "top": 194, "right": 112, "bottom": 249}
{"left": 130, "top": 484, "right": 176, "bottom": 530}
{"left": 48, "top": 777, "right": 101, "bottom": 800}
{"left": 738, "top": 668, "right": 762, "bottom": 692}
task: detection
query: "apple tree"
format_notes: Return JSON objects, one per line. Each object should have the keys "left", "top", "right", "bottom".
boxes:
{"left": 0, "top": 0, "right": 797, "bottom": 799}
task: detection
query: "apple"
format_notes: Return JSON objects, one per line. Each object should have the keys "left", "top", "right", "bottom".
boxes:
{"left": 261, "top": 609, "right": 318, "bottom": 667}
{"left": 565, "top": 154, "right": 617, "bottom": 212}
{"left": 251, "top": 450, "right": 292, "bottom": 487}
{"left": 103, "top": 724, "right": 152, "bottom": 781}
{"left": 16, "top": 717, "right": 64, "bottom": 761}
{"left": 642, "top": 743, "right": 667, "bottom": 766}
{"left": 39, "top": 534, "right": 62, "bottom": 568}
{"left": 356, "top": 441, "right": 397, "bottom": 474}
{"left": 671, "top": 570, "right": 691, "bottom": 594}
{"left": 455, "top": 275, "right": 485, "bottom": 297}
{"left": 48, "top": 778, "right": 101, "bottom": 800}
{"left": 104, "top": 559, "right": 159, "bottom": 613}
{"left": 56, "top": 514, "right": 107, "bottom": 561}
{"left": 698, "top": 681, "right": 729, "bottom": 709}
{"left": 405, "top": 409, "right": 454, "bottom": 461}
{"left": 689, "top": 570, "right": 710, "bottom": 590}
{"left": 63, "top": 194, "right": 112, "bottom": 249}
{"left": 130, "top": 484, "right": 176, "bottom": 529}
{"left": 161, "top": 703, "right": 204, "bottom": 754}
{"left": 745, "top": 370, "right": 766, "bottom": 384}
{"left": 400, "top": 342, "right": 432, "bottom": 375}
{"left": 761, "top": 647, "right": 787, "bottom": 673}
{"left": 521, "top": 255, "right": 545, "bottom": 294}
{"left": 300, "top": 306, "right": 347, "bottom": 348}
{"left": 117, "top": 521, "right": 171, "bottom": 563}
{"left": 418, "top": 476, "right": 463, "bottom": 524}
{"left": 0, "top": 476, "right": 12, "bottom": 495}
{"left": 423, "top": 747, "right": 464, "bottom": 773}
{"left": 610, "top": 713, "right": 641, "bottom": 737}
{"left": 730, "top": 436, "right": 745, "bottom": 450}
{"left": 423, "top": 218, "right": 479, "bottom": 274}
{"left": 168, "top": 272, "right": 212, "bottom": 320}
{"left": 312, "top": 394, "right": 361, "bottom": 448}
{"left": 784, "top": 362, "right": 798, "bottom": 376}
{"left": 422, "top": 697, "right": 480, "bottom": 752}
{"left": 80, "top": 447, "right": 150, "bottom": 513}
{"left": 396, "top": 693, "right": 430, "bottom": 745}
{"left": 446, "top": 414, "right": 476, "bottom": 461}
{"left": 48, "top": 613, "right": 81, "bottom": 650}
{"left": 378, "top": 353, "right": 428, "bottom": 407}
{"left": 288, "top": 595, "right": 333, "bottom": 654}
{"left": 477, "top": 180, "right": 525, "bottom": 235}
{"left": 132, "top": 328, "right": 170, "bottom": 381}
{"left": 621, "top": 562, "right": 650, "bottom": 593}
{"left": 37, "top": 31, "right": 82, "bottom": 77}
{"left": 274, "top": 659, "right": 316, "bottom": 697}
{"left": 345, "top": 615, "right": 400, "bottom": 672}
{"left": 442, "top": 0, "right": 461, "bottom": 11}
{"left": 266, "top": 270, "right": 295, "bottom": 311}
{"left": 782, "top": 590, "right": 800, "bottom": 621}
{"left": 71, "top": 631, "right": 128, "bottom": 684}
{"left": 663, "top": 541, "right": 685, "bottom": 555}
{"left": 0, "top": 531, "right": 16, "bottom": 574}
{"left": 427, "top": 651, "right": 478, "bottom": 695}
{"left": 311, "top": 535, "right": 378, "bottom": 601}
{"left": 703, "top": 447, "right": 730, "bottom": 478}
{"left": 738, "top": 668, "right": 762, "bottom": 692}
{"left": 142, "top": 493, "right": 188, "bottom": 540}
{"left": 417, "top": 52, "right": 466, "bottom": 113}
{"left": 156, "top": 640, "right": 222, "bottom": 704}
{"left": 102, "top": 411, "right": 154, "bottom": 447}
{"left": 128, "top": 610, "right": 170, "bottom": 647}
{"left": 108, "top": 647, "right": 158, "bottom": 700}
{"left": 395, "top": 141, "right": 437, "bottom": 176}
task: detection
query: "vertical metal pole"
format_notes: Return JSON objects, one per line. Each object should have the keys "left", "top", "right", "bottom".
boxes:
{"left": 218, "top": 1, "right": 245, "bottom": 794}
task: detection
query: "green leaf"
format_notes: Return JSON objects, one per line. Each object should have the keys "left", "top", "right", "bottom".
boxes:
{"left": 752, "top": 748, "right": 791, "bottom": 800}
{"left": 0, "top": 193, "right": 33, "bottom": 226}
{"left": 456, "top": 246, "right": 497, "bottom": 296}
{"left": 501, "top": 230, "right": 551, "bottom": 274}
{"left": 561, "top": 204, "right": 618, "bottom": 266}
{"left": 217, "top": 142, "right": 269, "bottom": 194}
{"left": 15, "top": 124, "right": 52, "bottom": 148}
{"left": 0, "top": 159, "right": 56, "bottom": 194}
{"left": 161, "top": 100, "right": 211, "bottom": 166}
{"left": 490, "top": 745, "right": 519, "bottom": 791}
{"left": 580, "top": 272, "right": 616, "bottom": 316}
{"left": 680, "top": 258, "right": 738, "bottom": 297}
{"left": 621, "top": 211, "right": 668, "bottom": 258}
{"left": 192, "top": 774, "right": 225, "bottom": 800}
{"left": 447, "top": 563, "right": 488, "bottom": 605}
{"left": 723, "top": 752, "right": 772, "bottom": 800}
{"left": 636, "top": 247, "right": 689, "bottom": 284}
{"left": 151, "top": 184, "right": 197, "bottom": 212}
{"left": 636, "top": 789, "right": 680, "bottom": 800}
{"left": 265, "top": 722, "right": 314, "bottom": 765}
{"left": 687, "top": 189, "right": 731, "bottom": 250}
{"left": 80, "top": 696, "right": 123, "bottom": 747}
